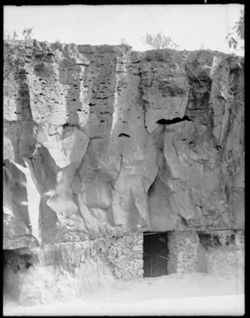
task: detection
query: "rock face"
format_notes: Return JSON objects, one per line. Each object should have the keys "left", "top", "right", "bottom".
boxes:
{"left": 3, "top": 41, "right": 244, "bottom": 303}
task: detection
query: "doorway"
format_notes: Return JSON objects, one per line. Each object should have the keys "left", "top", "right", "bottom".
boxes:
{"left": 143, "top": 232, "right": 169, "bottom": 277}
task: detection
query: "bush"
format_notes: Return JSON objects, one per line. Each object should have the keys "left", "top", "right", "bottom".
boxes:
{"left": 4, "top": 28, "right": 34, "bottom": 80}
{"left": 142, "top": 32, "right": 179, "bottom": 50}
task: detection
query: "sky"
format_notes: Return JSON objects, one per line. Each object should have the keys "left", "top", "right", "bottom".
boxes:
{"left": 4, "top": 4, "right": 244, "bottom": 54}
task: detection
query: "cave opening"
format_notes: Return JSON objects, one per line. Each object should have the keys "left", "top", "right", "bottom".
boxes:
{"left": 143, "top": 232, "right": 169, "bottom": 277}
{"left": 198, "top": 231, "right": 236, "bottom": 250}
{"left": 3, "top": 249, "right": 34, "bottom": 302}
{"left": 118, "top": 132, "right": 130, "bottom": 138}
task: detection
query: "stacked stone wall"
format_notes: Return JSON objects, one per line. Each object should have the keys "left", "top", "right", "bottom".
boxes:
{"left": 4, "top": 232, "right": 143, "bottom": 305}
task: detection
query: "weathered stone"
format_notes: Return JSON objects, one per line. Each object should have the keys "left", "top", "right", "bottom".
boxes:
{"left": 4, "top": 235, "right": 143, "bottom": 305}
{"left": 195, "top": 230, "right": 244, "bottom": 278}
{"left": 167, "top": 231, "right": 200, "bottom": 274}
{"left": 4, "top": 42, "right": 244, "bottom": 240}
{"left": 3, "top": 40, "right": 244, "bottom": 304}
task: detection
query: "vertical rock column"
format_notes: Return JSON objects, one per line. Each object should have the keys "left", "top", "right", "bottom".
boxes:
{"left": 167, "top": 231, "right": 199, "bottom": 274}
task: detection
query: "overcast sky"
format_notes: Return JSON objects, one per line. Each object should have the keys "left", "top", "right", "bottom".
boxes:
{"left": 4, "top": 4, "right": 244, "bottom": 53}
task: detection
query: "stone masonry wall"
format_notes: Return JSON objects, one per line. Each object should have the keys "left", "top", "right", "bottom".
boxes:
{"left": 167, "top": 231, "right": 200, "bottom": 274}
{"left": 166, "top": 229, "right": 244, "bottom": 277}
{"left": 201, "top": 229, "right": 245, "bottom": 278}
{"left": 4, "top": 232, "right": 143, "bottom": 305}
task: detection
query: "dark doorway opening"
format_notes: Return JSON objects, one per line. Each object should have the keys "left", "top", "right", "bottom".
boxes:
{"left": 143, "top": 232, "right": 169, "bottom": 277}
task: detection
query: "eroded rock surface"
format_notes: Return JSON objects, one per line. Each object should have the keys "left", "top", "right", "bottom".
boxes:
{"left": 4, "top": 42, "right": 244, "bottom": 247}
{"left": 3, "top": 42, "right": 244, "bottom": 304}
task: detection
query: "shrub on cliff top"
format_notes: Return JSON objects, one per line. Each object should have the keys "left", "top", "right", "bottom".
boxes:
{"left": 4, "top": 28, "right": 34, "bottom": 79}
{"left": 142, "top": 32, "right": 179, "bottom": 50}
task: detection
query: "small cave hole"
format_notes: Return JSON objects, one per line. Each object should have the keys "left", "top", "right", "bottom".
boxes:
{"left": 157, "top": 116, "right": 191, "bottom": 125}
{"left": 198, "top": 232, "right": 220, "bottom": 250}
{"left": 118, "top": 133, "right": 130, "bottom": 138}
{"left": 198, "top": 231, "right": 236, "bottom": 250}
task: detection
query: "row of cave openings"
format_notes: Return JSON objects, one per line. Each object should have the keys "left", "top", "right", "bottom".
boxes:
{"left": 3, "top": 229, "right": 239, "bottom": 301}
{"left": 4, "top": 230, "right": 236, "bottom": 278}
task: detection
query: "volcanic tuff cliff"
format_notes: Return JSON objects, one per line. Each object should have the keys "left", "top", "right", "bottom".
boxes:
{"left": 4, "top": 41, "right": 244, "bottom": 249}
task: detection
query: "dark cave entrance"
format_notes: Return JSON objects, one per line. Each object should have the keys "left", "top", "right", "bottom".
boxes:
{"left": 143, "top": 232, "right": 169, "bottom": 277}
{"left": 3, "top": 249, "right": 34, "bottom": 302}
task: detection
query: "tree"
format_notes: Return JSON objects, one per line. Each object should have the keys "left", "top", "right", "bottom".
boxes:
{"left": 4, "top": 28, "right": 34, "bottom": 79}
{"left": 23, "top": 27, "right": 33, "bottom": 44}
{"left": 226, "top": 9, "right": 244, "bottom": 51}
{"left": 142, "top": 32, "right": 179, "bottom": 50}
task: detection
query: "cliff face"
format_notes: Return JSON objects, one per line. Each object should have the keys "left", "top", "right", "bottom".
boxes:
{"left": 4, "top": 41, "right": 244, "bottom": 249}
